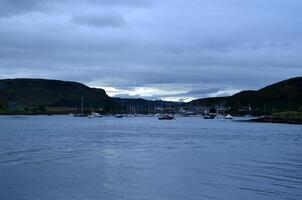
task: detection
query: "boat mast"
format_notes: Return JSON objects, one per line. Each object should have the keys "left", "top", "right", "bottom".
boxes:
{"left": 81, "top": 96, "right": 84, "bottom": 114}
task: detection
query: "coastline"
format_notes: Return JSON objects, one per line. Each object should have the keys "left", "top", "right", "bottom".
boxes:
{"left": 2, "top": 110, "right": 302, "bottom": 125}
{"left": 250, "top": 116, "right": 302, "bottom": 125}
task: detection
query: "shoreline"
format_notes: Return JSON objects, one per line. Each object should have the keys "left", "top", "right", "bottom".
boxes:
{"left": 1, "top": 112, "right": 302, "bottom": 125}
{"left": 250, "top": 116, "right": 302, "bottom": 125}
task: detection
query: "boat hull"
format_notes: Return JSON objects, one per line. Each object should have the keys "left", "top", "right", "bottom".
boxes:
{"left": 158, "top": 115, "right": 175, "bottom": 120}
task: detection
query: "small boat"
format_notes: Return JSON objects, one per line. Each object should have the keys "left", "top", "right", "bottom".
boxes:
{"left": 158, "top": 114, "right": 175, "bottom": 120}
{"left": 115, "top": 114, "right": 123, "bottom": 118}
{"left": 203, "top": 114, "right": 216, "bottom": 119}
{"left": 225, "top": 114, "right": 234, "bottom": 119}
{"left": 73, "top": 96, "right": 86, "bottom": 117}
{"left": 73, "top": 113, "right": 87, "bottom": 117}
{"left": 87, "top": 112, "right": 102, "bottom": 119}
{"left": 203, "top": 115, "right": 211, "bottom": 119}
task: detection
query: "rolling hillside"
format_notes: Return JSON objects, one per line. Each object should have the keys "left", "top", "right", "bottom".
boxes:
{"left": 0, "top": 79, "right": 114, "bottom": 112}
{"left": 0, "top": 77, "right": 301, "bottom": 115}
{"left": 190, "top": 77, "right": 302, "bottom": 115}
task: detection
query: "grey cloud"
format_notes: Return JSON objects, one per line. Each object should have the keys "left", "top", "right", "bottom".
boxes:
{"left": 0, "top": 0, "right": 301, "bottom": 100}
{"left": 179, "top": 88, "right": 225, "bottom": 97}
{"left": 0, "top": 0, "right": 149, "bottom": 18}
{"left": 0, "top": 0, "right": 38, "bottom": 17}
{"left": 72, "top": 13, "right": 126, "bottom": 28}
{"left": 109, "top": 86, "right": 228, "bottom": 100}
{"left": 87, "top": 0, "right": 150, "bottom": 7}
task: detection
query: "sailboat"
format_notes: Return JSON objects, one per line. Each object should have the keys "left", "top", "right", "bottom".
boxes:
{"left": 115, "top": 114, "right": 123, "bottom": 118}
{"left": 158, "top": 107, "right": 175, "bottom": 120}
{"left": 87, "top": 112, "right": 102, "bottom": 119}
{"left": 73, "top": 96, "right": 87, "bottom": 117}
{"left": 225, "top": 114, "right": 234, "bottom": 120}
{"left": 158, "top": 114, "right": 175, "bottom": 120}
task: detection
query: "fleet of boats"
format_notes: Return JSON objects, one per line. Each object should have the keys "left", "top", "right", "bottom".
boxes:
{"left": 71, "top": 112, "right": 236, "bottom": 120}
{"left": 70, "top": 96, "right": 237, "bottom": 120}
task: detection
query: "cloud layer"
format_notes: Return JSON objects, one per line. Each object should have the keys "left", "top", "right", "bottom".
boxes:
{"left": 0, "top": 0, "right": 302, "bottom": 101}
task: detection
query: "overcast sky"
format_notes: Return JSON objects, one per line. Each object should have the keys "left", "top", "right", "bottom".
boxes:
{"left": 0, "top": 0, "right": 302, "bottom": 101}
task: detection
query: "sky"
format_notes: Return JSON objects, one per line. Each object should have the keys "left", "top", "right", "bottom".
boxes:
{"left": 0, "top": 0, "right": 302, "bottom": 102}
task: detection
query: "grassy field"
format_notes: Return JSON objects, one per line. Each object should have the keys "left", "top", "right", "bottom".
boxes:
{"left": 273, "top": 111, "right": 302, "bottom": 119}
{"left": 251, "top": 111, "right": 302, "bottom": 124}
{"left": 0, "top": 107, "right": 72, "bottom": 115}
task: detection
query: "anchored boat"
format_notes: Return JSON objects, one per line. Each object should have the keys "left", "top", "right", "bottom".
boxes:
{"left": 158, "top": 114, "right": 175, "bottom": 120}
{"left": 225, "top": 114, "right": 234, "bottom": 119}
{"left": 87, "top": 112, "right": 102, "bottom": 119}
{"left": 115, "top": 114, "right": 124, "bottom": 118}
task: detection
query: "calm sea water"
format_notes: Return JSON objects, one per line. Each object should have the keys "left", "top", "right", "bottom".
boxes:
{"left": 0, "top": 116, "right": 301, "bottom": 200}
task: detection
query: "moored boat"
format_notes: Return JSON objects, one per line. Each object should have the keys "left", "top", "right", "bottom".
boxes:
{"left": 87, "top": 112, "right": 102, "bottom": 119}
{"left": 73, "top": 113, "right": 87, "bottom": 117}
{"left": 225, "top": 114, "right": 234, "bottom": 119}
{"left": 158, "top": 114, "right": 175, "bottom": 120}
{"left": 115, "top": 114, "right": 123, "bottom": 118}
{"left": 203, "top": 114, "right": 216, "bottom": 119}
{"left": 73, "top": 96, "right": 86, "bottom": 117}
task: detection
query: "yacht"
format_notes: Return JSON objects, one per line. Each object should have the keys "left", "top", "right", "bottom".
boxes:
{"left": 158, "top": 114, "right": 175, "bottom": 120}
{"left": 203, "top": 113, "right": 216, "bottom": 119}
{"left": 87, "top": 112, "right": 102, "bottom": 119}
{"left": 73, "top": 96, "right": 86, "bottom": 117}
{"left": 225, "top": 114, "right": 234, "bottom": 119}
{"left": 115, "top": 114, "right": 123, "bottom": 118}
{"left": 74, "top": 113, "right": 87, "bottom": 117}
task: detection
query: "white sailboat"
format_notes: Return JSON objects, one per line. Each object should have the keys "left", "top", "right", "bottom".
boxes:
{"left": 74, "top": 96, "right": 87, "bottom": 117}
{"left": 225, "top": 114, "right": 234, "bottom": 119}
{"left": 87, "top": 112, "right": 102, "bottom": 119}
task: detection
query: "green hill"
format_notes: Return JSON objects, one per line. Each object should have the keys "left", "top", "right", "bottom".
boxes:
{"left": 0, "top": 78, "right": 114, "bottom": 113}
{"left": 190, "top": 77, "right": 302, "bottom": 115}
{"left": 0, "top": 77, "right": 301, "bottom": 115}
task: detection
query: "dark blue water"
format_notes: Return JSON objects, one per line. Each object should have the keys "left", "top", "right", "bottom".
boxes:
{"left": 0, "top": 116, "right": 302, "bottom": 200}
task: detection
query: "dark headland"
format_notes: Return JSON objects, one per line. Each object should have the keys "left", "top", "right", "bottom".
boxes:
{"left": 0, "top": 77, "right": 301, "bottom": 124}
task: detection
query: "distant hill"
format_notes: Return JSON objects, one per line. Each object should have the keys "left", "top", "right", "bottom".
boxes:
{"left": 113, "top": 97, "right": 181, "bottom": 107}
{"left": 190, "top": 77, "right": 302, "bottom": 115}
{"left": 0, "top": 78, "right": 178, "bottom": 114}
{"left": 0, "top": 77, "right": 301, "bottom": 115}
{"left": 112, "top": 97, "right": 182, "bottom": 113}
{"left": 0, "top": 78, "right": 114, "bottom": 112}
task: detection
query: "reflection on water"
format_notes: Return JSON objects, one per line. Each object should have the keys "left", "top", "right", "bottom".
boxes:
{"left": 0, "top": 116, "right": 301, "bottom": 200}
